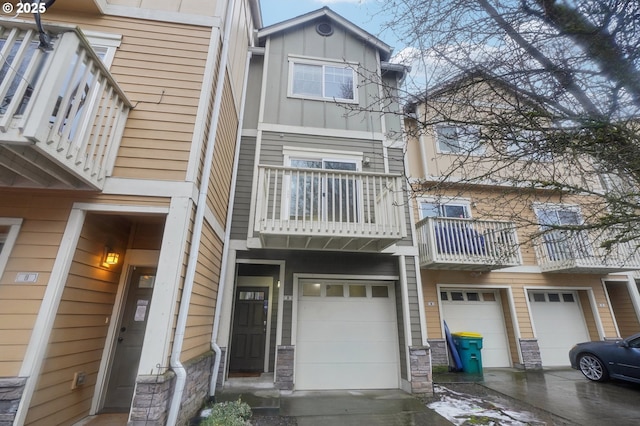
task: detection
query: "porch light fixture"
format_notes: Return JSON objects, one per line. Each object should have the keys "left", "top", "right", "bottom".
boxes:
{"left": 102, "top": 247, "right": 120, "bottom": 267}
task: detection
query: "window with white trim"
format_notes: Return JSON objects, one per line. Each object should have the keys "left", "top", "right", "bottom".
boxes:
{"left": 289, "top": 57, "right": 357, "bottom": 102}
{"left": 419, "top": 200, "right": 471, "bottom": 219}
{"left": 436, "top": 124, "right": 483, "bottom": 154}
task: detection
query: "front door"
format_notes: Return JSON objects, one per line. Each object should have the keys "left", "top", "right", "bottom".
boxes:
{"left": 229, "top": 286, "right": 268, "bottom": 373}
{"left": 103, "top": 267, "right": 156, "bottom": 411}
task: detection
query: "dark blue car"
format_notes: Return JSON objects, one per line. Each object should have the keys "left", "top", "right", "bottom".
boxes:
{"left": 569, "top": 333, "right": 640, "bottom": 383}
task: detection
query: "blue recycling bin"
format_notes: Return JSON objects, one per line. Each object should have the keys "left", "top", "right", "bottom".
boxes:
{"left": 452, "top": 332, "right": 483, "bottom": 374}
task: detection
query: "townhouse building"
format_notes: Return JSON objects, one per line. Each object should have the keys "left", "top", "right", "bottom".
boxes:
{"left": 0, "top": 0, "right": 260, "bottom": 424}
{"left": 405, "top": 72, "right": 640, "bottom": 370}
{"left": 216, "top": 7, "right": 432, "bottom": 396}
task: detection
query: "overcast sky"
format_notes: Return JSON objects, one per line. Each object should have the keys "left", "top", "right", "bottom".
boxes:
{"left": 259, "top": 0, "right": 403, "bottom": 52}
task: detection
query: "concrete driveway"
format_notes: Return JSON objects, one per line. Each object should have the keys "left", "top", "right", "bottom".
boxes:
{"left": 436, "top": 368, "right": 640, "bottom": 426}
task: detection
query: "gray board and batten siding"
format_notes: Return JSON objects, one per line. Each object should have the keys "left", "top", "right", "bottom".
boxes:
{"left": 260, "top": 20, "right": 384, "bottom": 132}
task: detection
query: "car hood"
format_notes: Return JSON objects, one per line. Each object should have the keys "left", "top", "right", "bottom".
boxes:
{"left": 574, "top": 340, "right": 620, "bottom": 348}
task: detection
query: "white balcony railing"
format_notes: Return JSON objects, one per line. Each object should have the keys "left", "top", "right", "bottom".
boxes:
{"left": 534, "top": 229, "right": 640, "bottom": 273}
{"left": 0, "top": 22, "right": 131, "bottom": 189}
{"left": 416, "top": 217, "right": 522, "bottom": 270}
{"left": 254, "top": 165, "right": 407, "bottom": 251}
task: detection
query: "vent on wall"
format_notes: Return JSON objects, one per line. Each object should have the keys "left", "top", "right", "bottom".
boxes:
{"left": 316, "top": 22, "right": 334, "bottom": 36}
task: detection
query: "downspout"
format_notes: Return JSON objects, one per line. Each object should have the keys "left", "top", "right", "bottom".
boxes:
{"left": 166, "top": 0, "right": 236, "bottom": 424}
{"left": 209, "top": 47, "right": 254, "bottom": 397}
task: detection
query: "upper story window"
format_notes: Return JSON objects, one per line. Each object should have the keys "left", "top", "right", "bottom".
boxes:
{"left": 505, "top": 130, "right": 552, "bottom": 161}
{"left": 289, "top": 56, "right": 357, "bottom": 102}
{"left": 535, "top": 205, "right": 581, "bottom": 227}
{"left": 419, "top": 200, "right": 471, "bottom": 219}
{"left": 436, "top": 124, "right": 483, "bottom": 155}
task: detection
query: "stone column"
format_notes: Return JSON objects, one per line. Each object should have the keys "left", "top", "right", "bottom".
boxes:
{"left": 427, "top": 338, "right": 448, "bottom": 366}
{"left": 518, "top": 338, "right": 542, "bottom": 370}
{"left": 0, "top": 377, "right": 26, "bottom": 425}
{"left": 275, "top": 345, "right": 294, "bottom": 390}
{"left": 409, "top": 345, "right": 433, "bottom": 396}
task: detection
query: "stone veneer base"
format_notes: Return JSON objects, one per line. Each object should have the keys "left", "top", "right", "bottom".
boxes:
{"left": 409, "top": 346, "right": 433, "bottom": 396}
{"left": 130, "top": 351, "right": 216, "bottom": 426}
{"left": 518, "top": 338, "right": 542, "bottom": 370}
{"left": 0, "top": 377, "right": 26, "bottom": 426}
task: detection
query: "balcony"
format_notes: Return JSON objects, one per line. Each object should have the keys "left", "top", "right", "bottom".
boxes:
{"left": 0, "top": 21, "right": 131, "bottom": 190}
{"left": 416, "top": 217, "right": 522, "bottom": 270}
{"left": 254, "top": 165, "right": 407, "bottom": 251}
{"left": 534, "top": 229, "right": 640, "bottom": 273}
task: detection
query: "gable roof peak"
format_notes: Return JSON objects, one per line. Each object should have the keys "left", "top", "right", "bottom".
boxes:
{"left": 257, "top": 7, "right": 392, "bottom": 61}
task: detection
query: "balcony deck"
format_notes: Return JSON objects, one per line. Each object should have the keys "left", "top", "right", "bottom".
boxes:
{"left": 254, "top": 165, "right": 407, "bottom": 252}
{"left": 416, "top": 217, "right": 522, "bottom": 270}
{"left": 0, "top": 21, "right": 131, "bottom": 190}
{"left": 534, "top": 229, "right": 640, "bottom": 273}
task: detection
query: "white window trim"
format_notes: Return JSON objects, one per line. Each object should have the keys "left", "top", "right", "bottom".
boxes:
{"left": 435, "top": 123, "right": 484, "bottom": 155}
{"left": 82, "top": 30, "right": 122, "bottom": 68}
{"left": 0, "top": 218, "right": 22, "bottom": 280}
{"left": 282, "top": 147, "right": 364, "bottom": 223}
{"left": 417, "top": 197, "right": 472, "bottom": 219}
{"left": 532, "top": 203, "right": 583, "bottom": 224}
{"left": 287, "top": 55, "right": 359, "bottom": 103}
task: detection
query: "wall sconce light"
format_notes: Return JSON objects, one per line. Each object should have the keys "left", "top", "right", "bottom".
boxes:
{"left": 102, "top": 247, "right": 120, "bottom": 267}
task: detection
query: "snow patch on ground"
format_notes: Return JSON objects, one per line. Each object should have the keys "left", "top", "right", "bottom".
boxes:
{"left": 427, "top": 385, "right": 545, "bottom": 425}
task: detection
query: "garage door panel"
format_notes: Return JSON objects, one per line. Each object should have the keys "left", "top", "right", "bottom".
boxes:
{"left": 296, "top": 321, "right": 397, "bottom": 342}
{"left": 442, "top": 292, "right": 511, "bottom": 368}
{"left": 529, "top": 291, "right": 590, "bottom": 366}
{"left": 297, "top": 340, "right": 399, "bottom": 363}
{"left": 299, "top": 301, "right": 395, "bottom": 321}
{"left": 296, "top": 362, "right": 398, "bottom": 390}
{"left": 296, "top": 281, "right": 399, "bottom": 390}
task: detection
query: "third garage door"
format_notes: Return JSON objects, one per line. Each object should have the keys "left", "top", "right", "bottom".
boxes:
{"left": 528, "top": 291, "right": 590, "bottom": 366}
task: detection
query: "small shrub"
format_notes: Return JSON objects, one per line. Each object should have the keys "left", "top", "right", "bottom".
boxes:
{"left": 200, "top": 399, "right": 252, "bottom": 426}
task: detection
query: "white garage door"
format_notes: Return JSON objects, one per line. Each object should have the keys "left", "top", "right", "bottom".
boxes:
{"left": 295, "top": 280, "right": 400, "bottom": 390}
{"left": 441, "top": 289, "right": 511, "bottom": 367}
{"left": 528, "top": 291, "right": 590, "bottom": 366}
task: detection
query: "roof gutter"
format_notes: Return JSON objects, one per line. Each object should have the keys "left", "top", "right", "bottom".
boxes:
{"left": 166, "top": 0, "right": 236, "bottom": 423}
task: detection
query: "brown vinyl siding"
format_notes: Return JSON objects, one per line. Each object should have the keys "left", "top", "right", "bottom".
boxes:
{"left": 38, "top": 12, "right": 212, "bottom": 182}
{"left": 25, "top": 213, "right": 130, "bottom": 426}
{"left": 606, "top": 281, "right": 640, "bottom": 337}
{"left": 422, "top": 269, "right": 618, "bottom": 341}
{"left": 0, "top": 194, "right": 74, "bottom": 376}
{"left": 208, "top": 75, "right": 240, "bottom": 226}
{"left": 183, "top": 221, "right": 223, "bottom": 361}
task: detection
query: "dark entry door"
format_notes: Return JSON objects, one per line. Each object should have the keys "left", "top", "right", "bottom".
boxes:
{"left": 103, "top": 267, "right": 156, "bottom": 411}
{"left": 229, "top": 287, "right": 268, "bottom": 372}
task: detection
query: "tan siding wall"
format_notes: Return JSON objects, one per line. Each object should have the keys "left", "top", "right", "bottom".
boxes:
{"left": 0, "top": 194, "right": 74, "bottom": 376}
{"left": 25, "top": 214, "right": 130, "bottom": 426}
{"left": 183, "top": 223, "right": 223, "bottom": 360}
{"left": 422, "top": 269, "right": 617, "bottom": 343}
{"left": 40, "top": 12, "right": 211, "bottom": 181}
{"left": 207, "top": 75, "right": 239, "bottom": 226}
{"left": 606, "top": 282, "right": 640, "bottom": 337}
{"left": 579, "top": 290, "right": 600, "bottom": 341}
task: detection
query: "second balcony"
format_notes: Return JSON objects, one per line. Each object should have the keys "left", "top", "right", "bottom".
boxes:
{"left": 254, "top": 165, "right": 407, "bottom": 251}
{"left": 416, "top": 217, "right": 522, "bottom": 270}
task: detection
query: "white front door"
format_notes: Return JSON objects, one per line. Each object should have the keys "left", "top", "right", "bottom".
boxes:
{"left": 295, "top": 280, "right": 400, "bottom": 390}
{"left": 528, "top": 291, "right": 590, "bottom": 366}
{"left": 441, "top": 289, "right": 511, "bottom": 367}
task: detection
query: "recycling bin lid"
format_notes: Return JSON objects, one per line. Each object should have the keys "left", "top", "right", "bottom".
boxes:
{"left": 452, "top": 332, "right": 482, "bottom": 338}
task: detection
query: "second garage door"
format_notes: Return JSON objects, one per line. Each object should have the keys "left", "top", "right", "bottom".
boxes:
{"left": 441, "top": 289, "right": 512, "bottom": 367}
{"left": 295, "top": 280, "right": 400, "bottom": 390}
{"left": 528, "top": 291, "right": 590, "bottom": 366}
